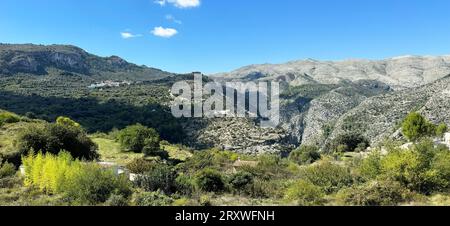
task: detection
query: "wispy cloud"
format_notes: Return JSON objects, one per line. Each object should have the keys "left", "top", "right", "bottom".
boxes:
{"left": 154, "top": 0, "right": 166, "bottom": 6}
{"left": 154, "top": 0, "right": 201, "bottom": 9}
{"left": 166, "top": 14, "right": 182, "bottom": 24}
{"left": 120, "top": 32, "right": 142, "bottom": 39}
{"left": 151, "top": 26, "right": 178, "bottom": 38}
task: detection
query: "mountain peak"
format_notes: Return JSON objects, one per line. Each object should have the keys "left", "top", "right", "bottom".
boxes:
{"left": 0, "top": 43, "right": 172, "bottom": 81}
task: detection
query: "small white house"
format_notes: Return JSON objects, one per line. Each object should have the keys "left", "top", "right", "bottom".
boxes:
{"left": 19, "top": 165, "right": 26, "bottom": 176}
{"left": 445, "top": 132, "right": 450, "bottom": 146}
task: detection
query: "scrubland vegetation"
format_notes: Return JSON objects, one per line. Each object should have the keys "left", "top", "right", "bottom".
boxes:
{"left": 0, "top": 110, "right": 449, "bottom": 206}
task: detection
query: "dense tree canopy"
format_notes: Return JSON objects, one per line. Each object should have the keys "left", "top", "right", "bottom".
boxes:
{"left": 18, "top": 119, "right": 99, "bottom": 160}
{"left": 117, "top": 124, "right": 161, "bottom": 155}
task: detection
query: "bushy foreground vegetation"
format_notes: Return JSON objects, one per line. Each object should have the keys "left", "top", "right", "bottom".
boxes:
{"left": 22, "top": 152, "right": 131, "bottom": 205}
{"left": 0, "top": 112, "right": 449, "bottom": 206}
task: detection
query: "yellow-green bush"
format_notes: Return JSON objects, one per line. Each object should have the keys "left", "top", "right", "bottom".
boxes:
{"left": 356, "top": 151, "right": 382, "bottom": 181}
{"left": 22, "top": 151, "right": 131, "bottom": 204}
{"left": 380, "top": 145, "right": 445, "bottom": 194}
{"left": 56, "top": 116, "right": 81, "bottom": 128}
{"left": 0, "top": 111, "right": 21, "bottom": 126}
{"left": 22, "top": 151, "right": 76, "bottom": 193}
{"left": 301, "top": 160, "right": 353, "bottom": 194}
{"left": 284, "top": 180, "right": 325, "bottom": 206}
{"left": 337, "top": 180, "right": 413, "bottom": 206}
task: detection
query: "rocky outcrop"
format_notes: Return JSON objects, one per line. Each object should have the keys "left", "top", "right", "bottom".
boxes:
{"left": 183, "top": 117, "right": 288, "bottom": 154}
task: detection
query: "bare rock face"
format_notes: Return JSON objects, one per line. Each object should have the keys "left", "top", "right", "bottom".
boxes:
{"left": 107, "top": 56, "right": 128, "bottom": 67}
{"left": 9, "top": 55, "right": 41, "bottom": 74}
{"left": 0, "top": 44, "right": 90, "bottom": 75}
{"left": 49, "top": 51, "right": 89, "bottom": 73}
{"left": 183, "top": 117, "right": 288, "bottom": 155}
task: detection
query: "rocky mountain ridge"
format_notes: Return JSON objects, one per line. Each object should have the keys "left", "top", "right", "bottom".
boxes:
{"left": 213, "top": 55, "right": 450, "bottom": 90}
{"left": 0, "top": 43, "right": 172, "bottom": 81}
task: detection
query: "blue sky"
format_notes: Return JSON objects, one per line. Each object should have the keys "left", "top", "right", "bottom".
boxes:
{"left": 1, "top": 0, "right": 450, "bottom": 74}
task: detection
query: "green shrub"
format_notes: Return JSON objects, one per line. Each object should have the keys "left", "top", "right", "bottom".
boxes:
{"left": 289, "top": 145, "right": 321, "bottom": 165}
{"left": 64, "top": 164, "right": 132, "bottom": 205}
{"left": 284, "top": 180, "right": 325, "bottom": 206}
{"left": 0, "top": 162, "right": 16, "bottom": 179}
{"left": 248, "top": 179, "right": 290, "bottom": 199}
{"left": 105, "top": 194, "right": 129, "bottom": 206}
{"left": 175, "top": 173, "right": 195, "bottom": 195}
{"left": 118, "top": 124, "right": 160, "bottom": 154}
{"left": 253, "top": 155, "right": 289, "bottom": 180}
{"left": 126, "top": 158, "right": 155, "bottom": 174}
{"left": 132, "top": 191, "right": 173, "bottom": 206}
{"left": 380, "top": 143, "right": 446, "bottom": 194}
{"left": 436, "top": 123, "right": 448, "bottom": 138}
{"left": 0, "top": 111, "right": 21, "bottom": 126}
{"left": 56, "top": 116, "right": 81, "bottom": 128}
{"left": 338, "top": 180, "right": 413, "bottom": 206}
{"left": 229, "top": 171, "right": 254, "bottom": 193}
{"left": 133, "top": 163, "right": 176, "bottom": 194}
{"left": 143, "top": 147, "right": 169, "bottom": 160}
{"left": 199, "top": 195, "right": 212, "bottom": 206}
{"left": 195, "top": 168, "right": 225, "bottom": 193}
{"left": 356, "top": 151, "right": 382, "bottom": 181}
{"left": 402, "top": 112, "right": 436, "bottom": 141}
{"left": 329, "top": 133, "right": 369, "bottom": 153}
{"left": 0, "top": 174, "right": 22, "bottom": 189}
{"left": 18, "top": 122, "right": 99, "bottom": 160}
{"left": 301, "top": 160, "right": 353, "bottom": 194}
{"left": 160, "top": 140, "right": 170, "bottom": 146}
{"left": 432, "top": 151, "right": 450, "bottom": 182}
{"left": 180, "top": 149, "right": 238, "bottom": 173}
{"left": 179, "top": 151, "right": 215, "bottom": 173}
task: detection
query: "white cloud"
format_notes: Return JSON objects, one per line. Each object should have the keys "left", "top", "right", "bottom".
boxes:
{"left": 154, "top": 0, "right": 201, "bottom": 9}
{"left": 120, "top": 32, "right": 142, "bottom": 39}
{"left": 151, "top": 26, "right": 178, "bottom": 38}
{"left": 154, "top": 0, "right": 166, "bottom": 6}
{"left": 166, "top": 14, "right": 182, "bottom": 24}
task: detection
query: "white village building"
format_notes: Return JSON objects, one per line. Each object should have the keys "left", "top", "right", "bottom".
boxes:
{"left": 445, "top": 132, "right": 450, "bottom": 148}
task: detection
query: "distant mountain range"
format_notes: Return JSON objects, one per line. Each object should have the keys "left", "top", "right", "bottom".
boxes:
{"left": 0, "top": 43, "right": 173, "bottom": 81}
{"left": 1, "top": 43, "right": 449, "bottom": 154}
{"left": 212, "top": 55, "right": 450, "bottom": 90}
